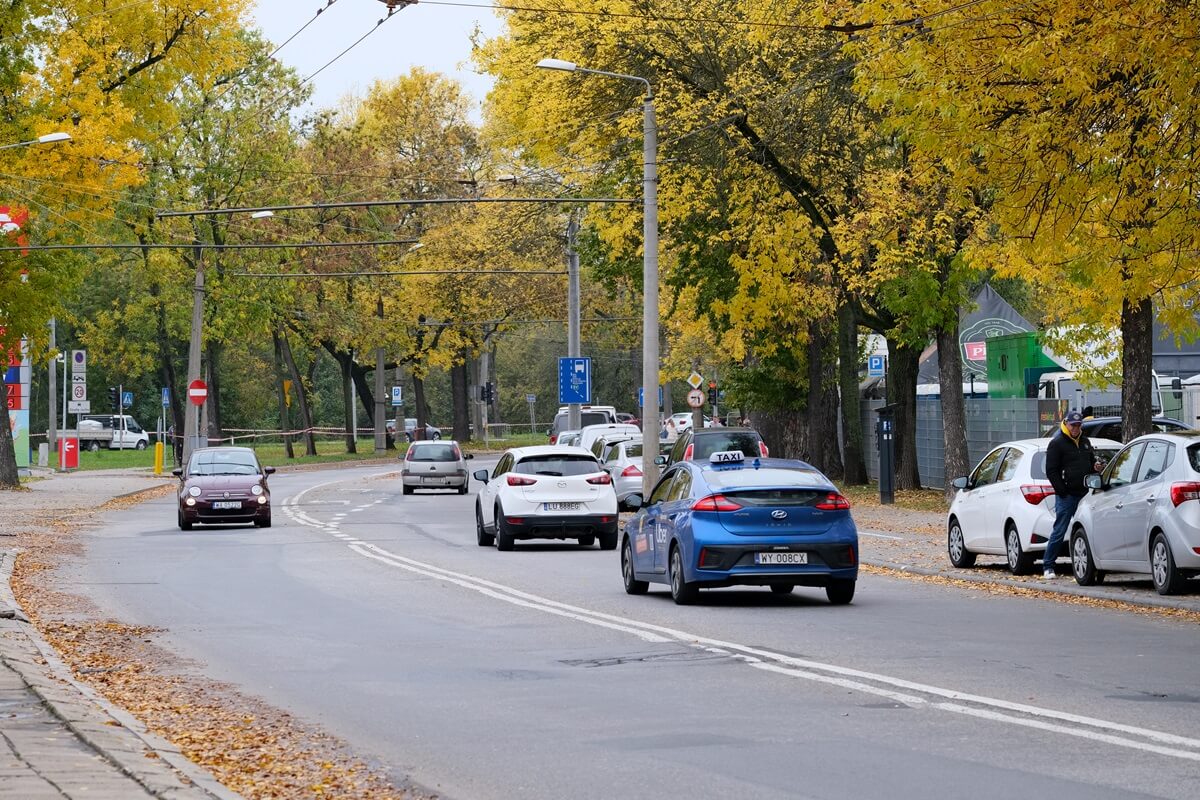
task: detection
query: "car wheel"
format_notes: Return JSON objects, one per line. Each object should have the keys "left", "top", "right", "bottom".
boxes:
{"left": 622, "top": 538, "right": 649, "bottom": 595}
{"left": 255, "top": 514, "right": 272, "bottom": 529}
{"left": 599, "top": 531, "right": 618, "bottom": 551}
{"left": 1151, "top": 532, "right": 1184, "bottom": 595}
{"left": 457, "top": 483, "right": 468, "bottom": 496}
{"left": 402, "top": 484, "right": 413, "bottom": 496}
{"left": 1005, "top": 523, "right": 1035, "bottom": 575}
{"left": 135, "top": 440, "right": 147, "bottom": 451}
{"left": 578, "top": 535, "right": 596, "bottom": 547}
{"left": 89, "top": 440, "right": 101, "bottom": 452}
{"left": 1070, "top": 527, "right": 1103, "bottom": 586}
{"left": 432, "top": 431, "right": 442, "bottom": 440}
{"left": 669, "top": 545, "right": 698, "bottom": 605}
{"left": 770, "top": 584, "right": 795, "bottom": 595}
{"left": 475, "top": 503, "right": 494, "bottom": 547}
{"left": 495, "top": 505, "right": 514, "bottom": 551}
{"left": 826, "top": 579, "right": 855, "bottom": 605}
{"left": 947, "top": 517, "right": 976, "bottom": 568}
{"left": 177, "top": 510, "right": 192, "bottom": 531}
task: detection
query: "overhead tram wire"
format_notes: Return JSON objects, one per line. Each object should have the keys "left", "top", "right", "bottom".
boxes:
{"left": 157, "top": 197, "right": 640, "bottom": 219}
{"left": 230, "top": 268, "right": 567, "bottom": 277}
{"left": 266, "top": 0, "right": 344, "bottom": 60}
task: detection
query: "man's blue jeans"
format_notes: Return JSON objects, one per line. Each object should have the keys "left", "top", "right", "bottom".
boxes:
{"left": 1045, "top": 493, "right": 1081, "bottom": 566}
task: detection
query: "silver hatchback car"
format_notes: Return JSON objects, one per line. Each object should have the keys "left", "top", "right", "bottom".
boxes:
{"left": 1071, "top": 430, "right": 1200, "bottom": 594}
{"left": 401, "top": 441, "right": 472, "bottom": 495}
{"left": 600, "top": 437, "right": 643, "bottom": 508}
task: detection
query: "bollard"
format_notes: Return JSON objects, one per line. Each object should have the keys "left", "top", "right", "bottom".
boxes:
{"left": 154, "top": 442, "right": 164, "bottom": 475}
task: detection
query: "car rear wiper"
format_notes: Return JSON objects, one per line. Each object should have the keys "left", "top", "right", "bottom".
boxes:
{"left": 535, "top": 470, "right": 563, "bottom": 476}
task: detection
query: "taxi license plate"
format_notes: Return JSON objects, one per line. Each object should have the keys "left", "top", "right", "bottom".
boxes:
{"left": 422, "top": 477, "right": 447, "bottom": 484}
{"left": 212, "top": 500, "right": 241, "bottom": 510}
{"left": 756, "top": 552, "right": 806, "bottom": 565}
{"left": 544, "top": 502, "right": 580, "bottom": 511}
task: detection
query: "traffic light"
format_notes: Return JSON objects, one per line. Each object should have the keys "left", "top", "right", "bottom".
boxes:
{"left": 482, "top": 382, "right": 496, "bottom": 404}
{"left": 707, "top": 382, "right": 718, "bottom": 405}
{"left": 107, "top": 386, "right": 118, "bottom": 412}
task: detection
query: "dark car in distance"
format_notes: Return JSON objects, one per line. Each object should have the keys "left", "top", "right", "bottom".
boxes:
{"left": 663, "top": 427, "right": 768, "bottom": 468}
{"left": 1080, "top": 416, "right": 1190, "bottom": 443}
{"left": 174, "top": 446, "right": 274, "bottom": 530}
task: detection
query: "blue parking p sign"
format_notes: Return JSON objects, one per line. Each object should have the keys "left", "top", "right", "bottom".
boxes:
{"left": 867, "top": 355, "right": 886, "bottom": 378}
{"left": 558, "top": 357, "right": 591, "bottom": 404}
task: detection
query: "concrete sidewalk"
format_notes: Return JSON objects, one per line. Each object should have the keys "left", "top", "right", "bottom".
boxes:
{"left": 0, "top": 469, "right": 242, "bottom": 800}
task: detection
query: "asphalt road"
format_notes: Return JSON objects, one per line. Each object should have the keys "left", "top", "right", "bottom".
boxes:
{"left": 61, "top": 461, "right": 1200, "bottom": 800}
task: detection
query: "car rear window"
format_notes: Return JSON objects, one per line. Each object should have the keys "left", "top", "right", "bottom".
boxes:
{"left": 692, "top": 432, "right": 762, "bottom": 460}
{"left": 721, "top": 489, "right": 830, "bottom": 506}
{"left": 624, "top": 444, "right": 643, "bottom": 458}
{"left": 410, "top": 444, "right": 458, "bottom": 461}
{"left": 553, "top": 411, "right": 612, "bottom": 435}
{"left": 704, "top": 467, "right": 828, "bottom": 490}
{"left": 514, "top": 455, "right": 600, "bottom": 476}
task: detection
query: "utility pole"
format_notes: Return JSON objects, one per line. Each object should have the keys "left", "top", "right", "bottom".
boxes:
{"left": 374, "top": 294, "right": 387, "bottom": 453}
{"left": 183, "top": 241, "right": 204, "bottom": 464}
{"left": 47, "top": 318, "right": 57, "bottom": 460}
{"left": 567, "top": 216, "right": 581, "bottom": 431}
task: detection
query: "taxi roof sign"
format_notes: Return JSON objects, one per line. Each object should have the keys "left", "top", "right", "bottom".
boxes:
{"left": 710, "top": 450, "right": 745, "bottom": 465}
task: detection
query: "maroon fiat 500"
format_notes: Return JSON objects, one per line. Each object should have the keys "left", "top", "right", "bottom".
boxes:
{"left": 174, "top": 446, "right": 274, "bottom": 530}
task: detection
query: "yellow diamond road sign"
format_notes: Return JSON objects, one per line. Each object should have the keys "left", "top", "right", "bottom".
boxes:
{"left": 687, "top": 371, "right": 703, "bottom": 389}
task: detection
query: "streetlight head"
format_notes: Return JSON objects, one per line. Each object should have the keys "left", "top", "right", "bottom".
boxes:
{"left": 250, "top": 210, "right": 274, "bottom": 219}
{"left": 536, "top": 58, "right": 578, "bottom": 73}
{"left": 37, "top": 132, "right": 71, "bottom": 144}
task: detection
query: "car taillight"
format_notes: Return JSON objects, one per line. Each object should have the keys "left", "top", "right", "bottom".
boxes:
{"left": 815, "top": 492, "right": 850, "bottom": 510}
{"left": 549, "top": 434, "right": 558, "bottom": 444}
{"left": 683, "top": 444, "right": 694, "bottom": 460}
{"left": 1170, "top": 482, "right": 1200, "bottom": 506}
{"left": 587, "top": 473, "right": 612, "bottom": 485}
{"left": 759, "top": 442, "right": 769, "bottom": 457}
{"left": 621, "top": 465, "right": 643, "bottom": 477}
{"left": 692, "top": 494, "right": 742, "bottom": 511}
{"left": 1020, "top": 484, "right": 1056, "bottom": 505}
{"left": 405, "top": 448, "right": 414, "bottom": 460}
{"left": 507, "top": 474, "right": 537, "bottom": 486}
{"left": 452, "top": 446, "right": 462, "bottom": 459}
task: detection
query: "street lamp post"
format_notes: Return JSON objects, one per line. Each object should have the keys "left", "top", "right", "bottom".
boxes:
{"left": 536, "top": 59, "right": 659, "bottom": 496}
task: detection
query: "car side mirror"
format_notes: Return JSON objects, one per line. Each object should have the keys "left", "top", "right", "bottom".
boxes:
{"left": 264, "top": 466, "right": 276, "bottom": 475}
{"left": 626, "top": 494, "right": 643, "bottom": 510}
{"left": 1084, "top": 473, "right": 1103, "bottom": 490}
{"left": 171, "top": 468, "right": 183, "bottom": 478}
{"left": 654, "top": 455, "right": 668, "bottom": 466}
{"left": 464, "top": 453, "right": 474, "bottom": 460}
{"left": 472, "top": 469, "right": 490, "bottom": 483}
{"left": 951, "top": 476, "right": 969, "bottom": 490}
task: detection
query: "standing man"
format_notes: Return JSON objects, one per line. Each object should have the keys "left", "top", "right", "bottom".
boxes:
{"left": 1043, "top": 409, "right": 1103, "bottom": 578}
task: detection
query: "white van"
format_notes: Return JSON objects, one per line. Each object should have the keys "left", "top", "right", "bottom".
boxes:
{"left": 76, "top": 414, "right": 150, "bottom": 450}
{"left": 1037, "top": 371, "right": 1163, "bottom": 414}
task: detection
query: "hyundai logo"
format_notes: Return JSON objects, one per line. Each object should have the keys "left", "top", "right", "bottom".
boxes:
{"left": 771, "top": 509, "right": 788, "bottom": 520}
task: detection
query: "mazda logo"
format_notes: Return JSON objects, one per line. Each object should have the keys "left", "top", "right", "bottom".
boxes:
{"left": 771, "top": 509, "right": 788, "bottom": 520}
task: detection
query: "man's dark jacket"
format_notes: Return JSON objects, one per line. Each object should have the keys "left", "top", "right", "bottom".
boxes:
{"left": 1045, "top": 428, "right": 1098, "bottom": 498}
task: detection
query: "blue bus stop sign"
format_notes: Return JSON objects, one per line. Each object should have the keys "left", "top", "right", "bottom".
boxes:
{"left": 558, "top": 357, "right": 591, "bottom": 404}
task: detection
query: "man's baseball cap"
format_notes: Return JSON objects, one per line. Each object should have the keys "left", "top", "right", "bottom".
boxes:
{"left": 1064, "top": 410, "right": 1084, "bottom": 424}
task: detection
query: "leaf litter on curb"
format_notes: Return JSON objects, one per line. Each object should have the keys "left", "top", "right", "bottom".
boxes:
{"left": 9, "top": 485, "right": 435, "bottom": 800}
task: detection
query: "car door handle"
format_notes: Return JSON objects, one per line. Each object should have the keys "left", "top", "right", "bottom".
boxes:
{"left": 1115, "top": 503, "right": 1123, "bottom": 510}
{"left": 1146, "top": 497, "right": 1156, "bottom": 503}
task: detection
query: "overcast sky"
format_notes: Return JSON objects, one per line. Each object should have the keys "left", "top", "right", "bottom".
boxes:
{"left": 249, "top": 0, "right": 503, "bottom": 114}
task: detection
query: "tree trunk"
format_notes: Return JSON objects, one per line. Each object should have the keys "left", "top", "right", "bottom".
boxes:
{"left": 272, "top": 330, "right": 294, "bottom": 459}
{"left": 205, "top": 340, "right": 224, "bottom": 444}
{"left": 339, "top": 352, "right": 356, "bottom": 454}
{"left": 0, "top": 381, "right": 18, "bottom": 488}
{"left": 413, "top": 374, "right": 429, "bottom": 441}
{"left": 936, "top": 322, "right": 970, "bottom": 504}
{"left": 1121, "top": 295, "right": 1154, "bottom": 442}
{"left": 838, "top": 301, "right": 867, "bottom": 484}
{"left": 451, "top": 357, "right": 470, "bottom": 441}
{"left": 754, "top": 408, "right": 806, "bottom": 460}
{"left": 806, "top": 317, "right": 843, "bottom": 478}
{"left": 351, "top": 364, "right": 374, "bottom": 430}
{"left": 280, "top": 333, "right": 316, "bottom": 456}
{"left": 886, "top": 339, "right": 922, "bottom": 490}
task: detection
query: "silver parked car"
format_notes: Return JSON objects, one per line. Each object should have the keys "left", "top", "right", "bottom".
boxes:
{"left": 600, "top": 436, "right": 643, "bottom": 508}
{"left": 1070, "top": 430, "right": 1200, "bottom": 594}
{"left": 401, "top": 440, "right": 472, "bottom": 495}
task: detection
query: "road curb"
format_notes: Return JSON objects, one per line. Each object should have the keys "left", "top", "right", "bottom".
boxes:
{"left": 0, "top": 549, "right": 244, "bottom": 800}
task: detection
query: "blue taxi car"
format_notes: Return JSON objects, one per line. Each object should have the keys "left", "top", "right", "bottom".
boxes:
{"left": 621, "top": 451, "right": 858, "bottom": 605}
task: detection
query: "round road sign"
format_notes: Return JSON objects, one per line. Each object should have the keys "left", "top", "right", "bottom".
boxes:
{"left": 187, "top": 379, "right": 208, "bottom": 406}
{"left": 687, "top": 388, "right": 705, "bottom": 408}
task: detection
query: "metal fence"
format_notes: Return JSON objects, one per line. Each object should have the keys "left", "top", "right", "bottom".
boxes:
{"left": 861, "top": 397, "right": 1057, "bottom": 490}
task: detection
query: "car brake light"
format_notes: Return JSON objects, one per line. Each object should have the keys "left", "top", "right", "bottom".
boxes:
{"left": 815, "top": 492, "right": 850, "bottom": 510}
{"left": 759, "top": 442, "right": 769, "bottom": 457}
{"left": 452, "top": 446, "right": 462, "bottom": 459}
{"left": 1170, "top": 481, "right": 1200, "bottom": 506}
{"left": 692, "top": 494, "right": 742, "bottom": 511}
{"left": 621, "top": 464, "right": 643, "bottom": 477}
{"left": 698, "top": 547, "right": 722, "bottom": 568}
{"left": 507, "top": 474, "right": 537, "bottom": 486}
{"left": 405, "top": 448, "right": 414, "bottom": 460}
{"left": 587, "top": 473, "right": 612, "bottom": 485}
{"left": 1020, "top": 484, "right": 1056, "bottom": 505}
{"left": 683, "top": 444, "right": 694, "bottom": 460}
{"left": 549, "top": 434, "right": 558, "bottom": 444}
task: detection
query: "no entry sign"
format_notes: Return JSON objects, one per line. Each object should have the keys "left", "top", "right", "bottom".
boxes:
{"left": 187, "top": 379, "right": 208, "bottom": 406}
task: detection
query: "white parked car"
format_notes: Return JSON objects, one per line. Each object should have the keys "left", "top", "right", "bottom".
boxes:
{"left": 578, "top": 423, "right": 641, "bottom": 456}
{"left": 472, "top": 446, "right": 619, "bottom": 551}
{"left": 600, "top": 436, "right": 643, "bottom": 507}
{"left": 1071, "top": 431, "right": 1200, "bottom": 595}
{"left": 947, "top": 437, "right": 1122, "bottom": 574}
{"left": 666, "top": 412, "right": 712, "bottom": 435}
